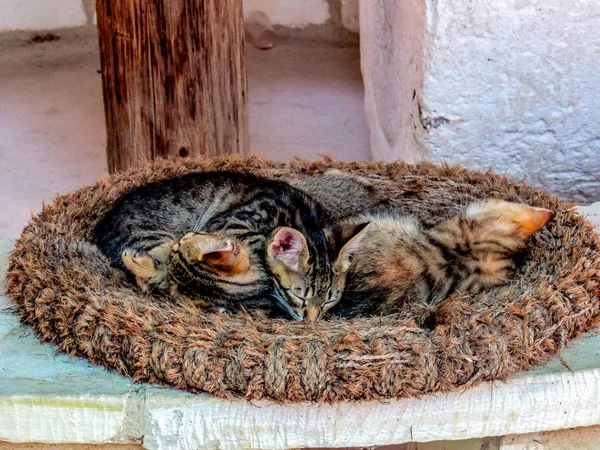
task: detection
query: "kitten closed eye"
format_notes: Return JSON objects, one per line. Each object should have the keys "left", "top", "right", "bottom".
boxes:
{"left": 265, "top": 223, "right": 371, "bottom": 322}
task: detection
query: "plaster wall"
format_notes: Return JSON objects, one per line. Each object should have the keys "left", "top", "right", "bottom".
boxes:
{"left": 420, "top": 0, "right": 600, "bottom": 200}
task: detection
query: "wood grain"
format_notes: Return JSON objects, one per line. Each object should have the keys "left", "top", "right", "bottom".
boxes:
{"left": 96, "top": 0, "right": 249, "bottom": 173}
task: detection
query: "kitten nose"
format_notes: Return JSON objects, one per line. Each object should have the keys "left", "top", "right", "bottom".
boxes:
{"left": 305, "top": 307, "right": 320, "bottom": 322}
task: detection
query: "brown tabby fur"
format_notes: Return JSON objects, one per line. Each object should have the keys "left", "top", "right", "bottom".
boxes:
{"left": 264, "top": 171, "right": 553, "bottom": 320}
{"left": 92, "top": 171, "right": 365, "bottom": 319}
{"left": 330, "top": 200, "right": 554, "bottom": 320}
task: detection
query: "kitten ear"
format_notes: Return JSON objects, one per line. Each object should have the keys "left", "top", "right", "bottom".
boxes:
{"left": 517, "top": 206, "right": 554, "bottom": 235}
{"left": 178, "top": 233, "right": 250, "bottom": 275}
{"left": 267, "top": 227, "right": 309, "bottom": 272}
{"left": 331, "top": 222, "right": 371, "bottom": 272}
{"left": 466, "top": 200, "right": 554, "bottom": 236}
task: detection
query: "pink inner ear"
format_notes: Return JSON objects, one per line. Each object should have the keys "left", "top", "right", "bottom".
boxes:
{"left": 270, "top": 228, "right": 306, "bottom": 267}
{"left": 272, "top": 232, "right": 295, "bottom": 256}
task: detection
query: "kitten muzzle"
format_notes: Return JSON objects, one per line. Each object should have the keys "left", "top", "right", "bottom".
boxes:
{"left": 304, "top": 306, "right": 321, "bottom": 322}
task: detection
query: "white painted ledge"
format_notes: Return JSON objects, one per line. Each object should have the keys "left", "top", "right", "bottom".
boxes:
{"left": 1, "top": 203, "right": 599, "bottom": 449}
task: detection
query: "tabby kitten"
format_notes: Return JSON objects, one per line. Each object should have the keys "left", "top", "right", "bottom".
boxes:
{"left": 93, "top": 171, "right": 366, "bottom": 318}
{"left": 267, "top": 170, "right": 554, "bottom": 320}
{"left": 326, "top": 199, "right": 554, "bottom": 319}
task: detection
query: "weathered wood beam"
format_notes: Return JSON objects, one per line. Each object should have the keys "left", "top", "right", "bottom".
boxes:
{"left": 96, "top": 0, "right": 249, "bottom": 173}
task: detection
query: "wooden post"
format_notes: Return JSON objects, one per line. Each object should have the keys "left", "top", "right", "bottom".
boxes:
{"left": 96, "top": 0, "right": 249, "bottom": 173}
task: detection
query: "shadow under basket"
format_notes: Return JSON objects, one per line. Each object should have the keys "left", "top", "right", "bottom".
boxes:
{"left": 6, "top": 156, "right": 600, "bottom": 402}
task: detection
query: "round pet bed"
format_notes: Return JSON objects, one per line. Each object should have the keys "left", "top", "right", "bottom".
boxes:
{"left": 6, "top": 156, "right": 600, "bottom": 402}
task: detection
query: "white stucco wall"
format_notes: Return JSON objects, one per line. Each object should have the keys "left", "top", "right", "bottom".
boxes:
{"left": 0, "top": 0, "right": 341, "bottom": 32}
{"left": 420, "top": 0, "right": 600, "bottom": 201}
{"left": 243, "top": 0, "right": 330, "bottom": 28}
{"left": 0, "top": 0, "right": 95, "bottom": 31}
{"left": 243, "top": 0, "right": 359, "bottom": 31}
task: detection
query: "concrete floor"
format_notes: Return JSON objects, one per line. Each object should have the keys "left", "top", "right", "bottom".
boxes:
{"left": 0, "top": 27, "right": 369, "bottom": 238}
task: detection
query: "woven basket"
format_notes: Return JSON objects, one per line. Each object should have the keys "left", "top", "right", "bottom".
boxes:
{"left": 6, "top": 156, "right": 600, "bottom": 402}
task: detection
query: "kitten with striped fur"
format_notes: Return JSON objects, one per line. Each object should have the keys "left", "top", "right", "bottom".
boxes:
{"left": 264, "top": 171, "right": 554, "bottom": 320}
{"left": 326, "top": 199, "right": 554, "bottom": 319}
{"left": 155, "top": 172, "right": 553, "bottom": 321}
{"left": 93, "top": 171, "right": 367, "bottom": 318}
{"left": 96, "top": 169, "right": 553, "bottom": 322}
{"left": 168, "top": 222, "right": 368, "bottom": 319}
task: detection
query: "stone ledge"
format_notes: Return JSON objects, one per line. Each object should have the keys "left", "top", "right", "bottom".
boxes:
{"left": 1, "top": 203, "right": 599, "bottom": 449}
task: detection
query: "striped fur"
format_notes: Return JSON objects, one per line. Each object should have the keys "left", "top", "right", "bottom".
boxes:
{"left": 329, "top": 200, "right": 554, "bottom": 318}
{"left": 93, "top": 171, "right": 365, "bottom": 318}
{"left": 273, "top": 172, "right": 555, "bottom": 320}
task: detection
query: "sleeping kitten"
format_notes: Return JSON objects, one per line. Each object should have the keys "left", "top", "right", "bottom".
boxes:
{"left": 325, "top": 199, "right": 554, "bottom": 319}
{"left": 167, "top": 223, "right": 368, "bottom": 319}
{"left": 264, "top": 170, "right": 554, "bottom": 321}
{"left": 93, "top": 171, "right": 366, "bottom": 319}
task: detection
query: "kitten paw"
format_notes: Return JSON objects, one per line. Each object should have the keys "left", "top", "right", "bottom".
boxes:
{"left": 122, "top": 242, "right": 172, "bottom": 290}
